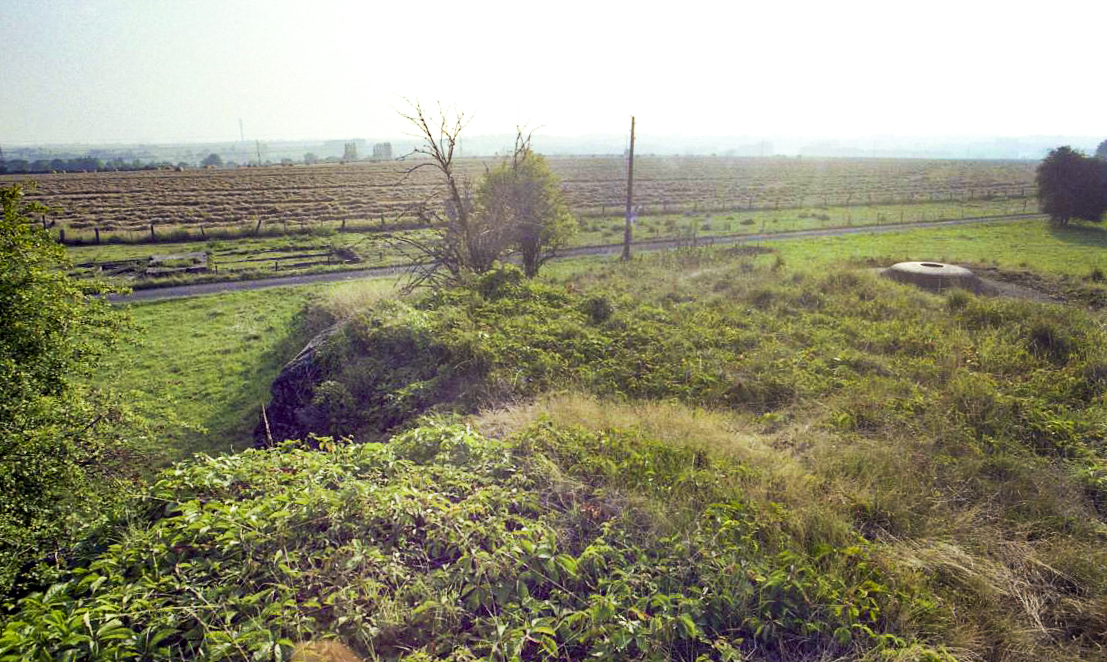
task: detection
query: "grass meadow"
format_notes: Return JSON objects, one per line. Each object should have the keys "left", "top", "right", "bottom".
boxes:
{"left": 773, "top": 218, "right": 1107, "bottom": 275}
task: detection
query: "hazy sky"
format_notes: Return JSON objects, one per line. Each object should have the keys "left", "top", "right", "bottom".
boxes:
{"left": 2, "top": 0, "right": 1104, "bottom": 145}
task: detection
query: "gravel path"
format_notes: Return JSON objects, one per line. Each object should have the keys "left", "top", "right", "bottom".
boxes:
{"left": 111, "top": 213, "right": 1045, "bottom": 303}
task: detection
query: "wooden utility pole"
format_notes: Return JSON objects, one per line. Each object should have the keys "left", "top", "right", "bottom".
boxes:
{"left": 621, "top": 116, "right": 636, "bottom": 261}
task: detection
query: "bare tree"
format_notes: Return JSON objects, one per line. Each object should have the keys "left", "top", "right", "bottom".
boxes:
{"left": 390, "top": 101, "right": 508, "bottom": 291}
{"left": 389, "top": 102, "right": 576, "bottom": 289}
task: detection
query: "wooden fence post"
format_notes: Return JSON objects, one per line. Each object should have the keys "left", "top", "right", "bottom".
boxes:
{"left": 150, "top": 223, "right": 155, "bottom": 241}
{"left": 94, "top": 227, "right": 100, "bottom": 244}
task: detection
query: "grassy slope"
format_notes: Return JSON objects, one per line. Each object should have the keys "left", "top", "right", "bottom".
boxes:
{"left": 106, "top": 277, "right": 402, "bottom": 463}
{"left": 100, "top": 218, "right": 1107, "bottom": 464}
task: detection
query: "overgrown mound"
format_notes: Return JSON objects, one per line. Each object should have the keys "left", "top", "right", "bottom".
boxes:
{"left": 264, "top": 262, "right": 1107, "bottom": 504}
{"left": 263, "top": 264, "right": 803, "bottom": 443}
{"left": 0, "top": 422, "right": 951, "bottom": 661}
{"left": 9, "top": 250, "right": 1107, "bottom": 661}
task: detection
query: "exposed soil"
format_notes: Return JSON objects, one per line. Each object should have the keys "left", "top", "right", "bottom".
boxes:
{"left": 963, "top": 265, "right": 1066, "bottom": 303}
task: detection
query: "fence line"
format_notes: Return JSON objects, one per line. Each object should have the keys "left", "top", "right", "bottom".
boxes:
{"left": 54, "top": 189, "right": 1040, "bottom": 247}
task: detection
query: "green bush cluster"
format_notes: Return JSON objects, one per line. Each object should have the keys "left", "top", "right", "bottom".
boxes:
{"left": 9, "top": 238, "right": 1107, "bottom": 660}
{"left": 296, "top": 258, "right": 1107, "bottom": 556}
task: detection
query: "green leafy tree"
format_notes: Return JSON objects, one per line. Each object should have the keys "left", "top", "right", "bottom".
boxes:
{"left": 200, "top": 153, "right": 223, "bottom": 167}
{"left": 1096, "top": 139, "right": 1107, "bottom": 160}
{"left": 0, "top": 184, "right": 143, "bottom": 596}
{"left": 1036, "top": 146, "right": 1107, "bottom": 227}
{"left": 476, "top": 133, "right": 577, "bottom": 278}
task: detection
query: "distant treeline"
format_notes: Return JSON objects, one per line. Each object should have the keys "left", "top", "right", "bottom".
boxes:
{"left": 0, "top": 157, "right": 189, "bottom": 174}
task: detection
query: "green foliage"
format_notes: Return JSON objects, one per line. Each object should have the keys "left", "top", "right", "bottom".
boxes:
{"left": 0, "top": 422, "right": 948, "bottom": 661}
{"left": 1036, "top": 146, "right": 1107, "bottom": 227}
{"left": 27, "top": 234, "right": 1107, "bottom": 659}
{"left": 0, "top": 184, "right": 142, "bottom": 596}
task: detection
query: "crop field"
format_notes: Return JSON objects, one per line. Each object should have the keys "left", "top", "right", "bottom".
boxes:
{"left": 3, "top": 156, "right": 1036, "bottom": 237}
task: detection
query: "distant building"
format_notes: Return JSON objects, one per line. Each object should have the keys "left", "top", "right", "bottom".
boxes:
{"left": 342, "top": 142, "right": 358, "bottom": 162}
{"left": 372, "top": 142, "right": 393, "bottom": 160}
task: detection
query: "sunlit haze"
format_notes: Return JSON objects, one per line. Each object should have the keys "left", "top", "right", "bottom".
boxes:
{"left": 1, "top": 0, "right": 1104, "bottom": 148}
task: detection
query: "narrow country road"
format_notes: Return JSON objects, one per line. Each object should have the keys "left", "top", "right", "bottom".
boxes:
{"left": 111, "top": 213, "right": 1045, "bottom": 303}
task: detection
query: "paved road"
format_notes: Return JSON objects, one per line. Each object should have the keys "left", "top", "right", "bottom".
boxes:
{"left": 111, "top": 213, "right": 1045, "bottom": 303}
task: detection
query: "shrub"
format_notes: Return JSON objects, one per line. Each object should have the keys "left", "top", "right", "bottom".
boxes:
{"left": 945, "top": 288, "right": 973, "bottom": 311}
{"left": 0, "top": 184, "right": 149, "bottom": 596}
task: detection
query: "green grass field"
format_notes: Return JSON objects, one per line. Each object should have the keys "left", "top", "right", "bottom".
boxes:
{"left": 578, "top": 197, "right": 1034, "bottom": 245}
{"left": 772, "top": 218, "right": 1107, "bottom": 274}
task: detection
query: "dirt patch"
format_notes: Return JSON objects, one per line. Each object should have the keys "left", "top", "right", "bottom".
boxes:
{"left": 964, "top": 265, "right": 1065, "bottom": 304}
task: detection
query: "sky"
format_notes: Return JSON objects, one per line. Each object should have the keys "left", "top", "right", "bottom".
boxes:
{"left": 1, "top": 0, "right": 1105, "bottom": 146}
